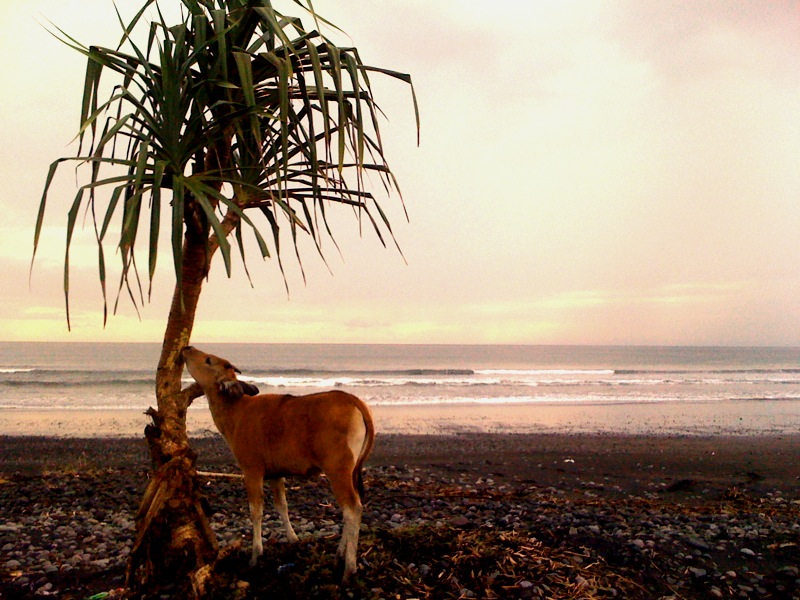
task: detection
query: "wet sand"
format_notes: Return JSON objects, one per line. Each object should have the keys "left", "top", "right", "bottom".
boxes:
{"left": 0, "top": 396, "right": 796, "bottom": 438}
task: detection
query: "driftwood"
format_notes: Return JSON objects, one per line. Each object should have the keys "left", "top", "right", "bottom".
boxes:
{"left": 197, "top": 471, "right": 243, "bottom": 479}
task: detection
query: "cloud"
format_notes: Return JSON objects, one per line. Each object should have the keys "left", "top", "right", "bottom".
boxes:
{"left": 610, "top": 0, "right": 799, "bottom": 80}
{"left": 3, "top": 0, "right": 800, "bottom": 345}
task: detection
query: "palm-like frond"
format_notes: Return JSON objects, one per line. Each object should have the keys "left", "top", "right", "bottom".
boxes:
{"left": 33, "top": 0, "right": 418, "bottom": 328}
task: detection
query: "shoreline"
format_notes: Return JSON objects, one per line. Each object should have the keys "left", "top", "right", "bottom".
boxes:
{"left": 0, "top": 398, "right": 798, "bottom": 437}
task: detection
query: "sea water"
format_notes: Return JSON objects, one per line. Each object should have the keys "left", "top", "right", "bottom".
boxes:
{"left": 2, "top": 342, "right": 800, "bottom": 417}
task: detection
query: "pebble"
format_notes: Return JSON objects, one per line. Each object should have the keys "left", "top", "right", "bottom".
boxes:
{"left": 686, "top": 536, "right": 711, "bottom": 550}
{"left": 688, "top": 567, "right": 707, "bottom": 579}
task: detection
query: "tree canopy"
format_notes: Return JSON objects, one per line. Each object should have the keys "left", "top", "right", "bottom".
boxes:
{"left": 33, "top": 0, "right": 418, "bottom": 328}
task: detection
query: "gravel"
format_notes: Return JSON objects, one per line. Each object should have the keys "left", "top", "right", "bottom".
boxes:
{"left": 1, "top": 434, "right": 799, "bottom": 598}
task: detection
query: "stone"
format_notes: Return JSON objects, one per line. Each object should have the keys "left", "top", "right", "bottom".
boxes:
{"left": 688, "top": 567, "right": 707, "bottom": 579}
{"left": 686, "top": 536, "right": 711, "bottom": 551}
{"left": 450, "top": 516, "right": 470, "bottom": 527}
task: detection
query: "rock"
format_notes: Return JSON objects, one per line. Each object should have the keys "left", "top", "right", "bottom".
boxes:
{"left": 740, "top": 548, "right": 756, "bottom": 557}
{"left": 686, "top": 536, "right": 711, "bottom": 551}
{"left": 688, "top": 567, "right": 707, "bottom": 578}
{"left": 450, "top": 516, "right": 470, "bottom": 527}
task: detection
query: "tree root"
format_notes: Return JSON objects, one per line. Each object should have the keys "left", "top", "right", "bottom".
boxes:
{"left": 126, "top": 415, "right": 220, "bottom": 598}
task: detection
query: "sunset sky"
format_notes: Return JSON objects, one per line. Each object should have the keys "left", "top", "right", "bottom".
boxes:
{"left": 1, "top": 0, "right": 799, "bottom": 346}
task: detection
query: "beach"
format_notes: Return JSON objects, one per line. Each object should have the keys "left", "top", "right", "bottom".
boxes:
{"left": 1, "top": 395, "right": 798, "bottom": 438}
{"left": 1, "top": 409, "right": 799, "bottom": 598}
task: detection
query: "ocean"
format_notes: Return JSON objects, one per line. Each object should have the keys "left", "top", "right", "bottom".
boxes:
{"left": 1, "top": 343, "right": 800, "bottom": 435}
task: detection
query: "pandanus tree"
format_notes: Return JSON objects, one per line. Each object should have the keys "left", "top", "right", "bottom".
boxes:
{"left": 32, "top": 0, "right": 417, "bottom": 595}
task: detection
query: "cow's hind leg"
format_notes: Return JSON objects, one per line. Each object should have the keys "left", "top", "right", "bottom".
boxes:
{"left": 328, "top": 470, "right": 362, "bottom": 584}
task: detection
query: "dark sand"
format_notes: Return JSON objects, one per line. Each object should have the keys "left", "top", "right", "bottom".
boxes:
{"left": 3, "top": 433, "right": 799, "bottom": 496}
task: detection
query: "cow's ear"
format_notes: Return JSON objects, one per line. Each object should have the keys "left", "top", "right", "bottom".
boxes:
{"left": 240, "top": 382, "right": 260, "bottom": 396}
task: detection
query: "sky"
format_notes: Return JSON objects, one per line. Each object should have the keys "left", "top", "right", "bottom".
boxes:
{"left": 1, "top": 0, "right": 799, "bottom": 346}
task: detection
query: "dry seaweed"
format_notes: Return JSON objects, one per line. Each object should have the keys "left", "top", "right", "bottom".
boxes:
{"left": 210, "top": 525, "right": 653, "bottom": 599}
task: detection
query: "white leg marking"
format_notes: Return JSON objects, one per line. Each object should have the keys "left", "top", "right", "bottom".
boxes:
{"left": 339, "top": 502, "right": 363, "bottom": 581}
{"left": 249, "top": 498, "right": 263, "bottom": 566}
{"left": 270, "top": 478, "right": 299, "bottom": 543}
{"left": 244, "top": 472, "right": 265, "bottom": 566}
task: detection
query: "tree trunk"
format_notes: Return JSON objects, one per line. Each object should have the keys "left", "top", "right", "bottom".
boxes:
{"left": 126, "top": 237, "right": 219, "bottom": 598}
{"left": 126, "top": 135, "right": 237, "bottom": 596}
